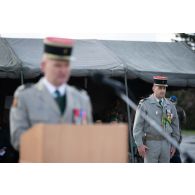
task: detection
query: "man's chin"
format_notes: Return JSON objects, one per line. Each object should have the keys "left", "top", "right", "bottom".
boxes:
{"left": 157, "top": 95, "right": 165, "bottom": 99}
{"left": 52, "top": 80, "right": 66, "bottom": 86}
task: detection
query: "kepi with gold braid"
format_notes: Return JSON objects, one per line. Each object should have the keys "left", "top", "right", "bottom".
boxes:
{"left": 153, "top": 76, "right": 168, "bottom": 87}
{"left": 44, "top": 37, "right": 74, "bottom": 60}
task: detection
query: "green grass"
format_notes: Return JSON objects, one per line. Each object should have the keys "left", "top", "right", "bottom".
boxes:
{"left": 181, "top": 130, "right": 195, "bottom": 136}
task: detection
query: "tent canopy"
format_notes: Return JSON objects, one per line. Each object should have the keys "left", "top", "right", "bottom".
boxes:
{"left": 0, "top": 37, "right": 195, "bottom": 87}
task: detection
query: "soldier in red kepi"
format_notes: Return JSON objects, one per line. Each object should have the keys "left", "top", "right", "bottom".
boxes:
{"left": 133, "top": 76, "right": 180, "bottom": 163}
{"left": 10, "top": 37, "right": 93, "bottom": 151}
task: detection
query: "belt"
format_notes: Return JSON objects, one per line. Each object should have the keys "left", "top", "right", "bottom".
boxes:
{"left": 145, "top": 134, "right": 166, "bottom": 141}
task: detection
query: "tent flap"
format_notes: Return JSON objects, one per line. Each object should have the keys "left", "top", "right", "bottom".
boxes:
{"left": 0, "top": 38, "right": 195, "bottom": 87}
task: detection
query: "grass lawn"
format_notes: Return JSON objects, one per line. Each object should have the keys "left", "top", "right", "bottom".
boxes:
{"left": 181, "top": 130, "right": 195, "bottom": 136}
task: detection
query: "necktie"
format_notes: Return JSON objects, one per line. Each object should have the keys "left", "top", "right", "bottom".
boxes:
{"left": 54, "top": 90, "right": 66, "bottom": 114}
{"left": 159, "top": 99, "right": 163, "bottom": 107}
{"left": 54, "top": 89, "right": 61, "bottom": 98}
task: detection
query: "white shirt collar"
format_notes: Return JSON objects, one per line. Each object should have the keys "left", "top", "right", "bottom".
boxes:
{"left": 42, "top": 77, "right": 67, "bottom": 96}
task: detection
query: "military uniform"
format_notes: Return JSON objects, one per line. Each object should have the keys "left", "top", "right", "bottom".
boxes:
{"left": 10, "top": 37, "right": 93, "bottom": 150}
{"left": 133, "top": 76, "right": 180, "bottom": 163}
{"left": 10, "top": 79, "right": 92, "bottom": 150}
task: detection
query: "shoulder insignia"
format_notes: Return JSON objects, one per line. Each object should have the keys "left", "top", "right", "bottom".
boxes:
{"left": 139, "top": 98, "right": 148, "bottom": 104}
{"left": 137, "top": 98, "right": 147, "bottom": 109}
{"left": 12, "top": 83, "right": 34, "bottom": 108}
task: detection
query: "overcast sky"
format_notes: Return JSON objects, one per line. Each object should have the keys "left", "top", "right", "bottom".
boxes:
{"left": 0, "top": 33, "right": 174, "bottom": 42}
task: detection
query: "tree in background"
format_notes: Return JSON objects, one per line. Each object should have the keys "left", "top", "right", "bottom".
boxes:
{"left": 169, "top": 33, "right": 195, "bottom": 130}
{"left": 174, "top": 33, "right": 195, "bottom": 51}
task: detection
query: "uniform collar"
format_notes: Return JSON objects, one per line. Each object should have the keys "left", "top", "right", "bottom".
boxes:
{"left": 42, "top": 77, "right": 67, "bottom": 96}
{"left": 149, "top": 94, "right": 164, "bottom": 105}
{"left": 149, "top": 94, "right": 171, "bottom": 107}
{"left": 153, "top": 94, "right": 164, "bottom": 103}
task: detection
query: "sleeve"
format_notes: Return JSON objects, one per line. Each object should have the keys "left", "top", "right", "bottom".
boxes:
{"left": 79, "top": 90, "right": 93, "bottom": 124}
{"left": 133, "top": 102, "right": 147, "bottom": 147}
{"left": 85, "top": 93, "right": 93, "bottom": 124}
{"left": 10, "top": 91, "right": 30, "bottom": 151}
{"left": 171, "top": 105, "right": 180, "bottom": 143}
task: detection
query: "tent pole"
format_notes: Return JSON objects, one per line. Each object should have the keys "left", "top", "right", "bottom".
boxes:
{"left": 84, "top": 77, "right": 88, "bottom": 89}
{"left": 124, "top": 71, "right": 135, "bottom": 163}
{"left": 20, "top": 69, "right": 24, "bottom": 85}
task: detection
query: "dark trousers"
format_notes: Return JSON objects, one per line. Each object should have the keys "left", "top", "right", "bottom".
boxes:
{"left": 170, "top": 149, "right": 181, "bottom": 163}
{"left": 0, "top": 146, "right": 19, "bottom": 163}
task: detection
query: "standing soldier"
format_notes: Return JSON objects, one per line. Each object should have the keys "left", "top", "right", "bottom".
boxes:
{"left": 10, "top": 37, "right": 93, "bottom": 151}
{"left": 133, "top": 76, "right": 180, "bottom": 163}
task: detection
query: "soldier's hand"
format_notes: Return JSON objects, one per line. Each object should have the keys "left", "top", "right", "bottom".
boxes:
{"left": 138, "top": 145, "right": 149, "bottom": 158}
{"left": 170, "top": 146, "right": 176, "bottom": 158}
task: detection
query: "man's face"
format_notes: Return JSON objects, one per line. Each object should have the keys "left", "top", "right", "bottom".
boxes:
{"left": 41, "top": 57, "right": 71, "bottom": 86}
{"left": 152, "top": 85, "right": 166, "bottom": 99}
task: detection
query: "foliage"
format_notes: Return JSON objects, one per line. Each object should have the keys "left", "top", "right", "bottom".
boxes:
{"left": 175, "top": 33, "right": 195, "bottom": 51}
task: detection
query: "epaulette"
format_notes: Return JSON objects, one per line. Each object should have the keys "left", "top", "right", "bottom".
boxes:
{"left": 12, "top": 83, "right": 34, "bottom": 108}
{"left": 139, "top": 98, "right": 148, "bottom": 104}
{"left": 137, "top": 98, "right": 147, "bottom": 109}
{"left": 19, "top": 83, "right": 33, "bottom": 91}
{"left": 22, "top": 83, "right": 34, "bottom": 91}
{"left": 166, "top": 98, "right": 172, "bottom": 104}
{"left": 23, "top": 83, "right": 34, "bottom": 89}
{"left": 80, "top": 89, "right": 90, "bottom": 100}
{"left": 14, "top": 83, "right": 34, "bottom": 97}
{"left": 72, "top": 86, "right": 87, "bottom": 95}
{"left": 80, "top": 89, "right": 87, "bottom": 95}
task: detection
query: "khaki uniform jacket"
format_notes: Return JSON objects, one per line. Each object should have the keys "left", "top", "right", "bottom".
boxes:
{"left": 10, "top": 78, "right": 93, "bottom": 150}
{"left": 133, "top": 94, "right": 180, "bottom": 147}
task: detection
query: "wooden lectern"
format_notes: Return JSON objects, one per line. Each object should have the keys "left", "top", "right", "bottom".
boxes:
{"left": 20, "top": 124, "right": 128, "bottom": 163}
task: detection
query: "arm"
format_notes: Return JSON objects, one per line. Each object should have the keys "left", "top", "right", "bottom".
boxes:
{"left": 86, "top": 96, "right": 93, "bottom": 124}
{"left": 171, "top": 105, "right": 180, "bottom": 143}
{"left": 80, "top": 90, "right": 93, "bottom": 124}
{"left": 133, "top": 102, "right": 147, "bottom": 147}
{"left": 10, "top": 90, "right": 30, "bottom": 150}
